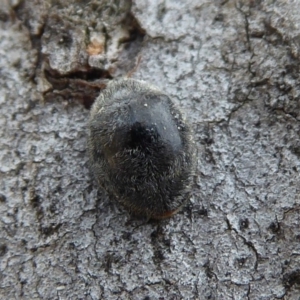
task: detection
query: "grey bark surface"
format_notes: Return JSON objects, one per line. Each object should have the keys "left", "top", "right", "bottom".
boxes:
{"left": 0, "top": 0, "right": 300, "bottom": 299}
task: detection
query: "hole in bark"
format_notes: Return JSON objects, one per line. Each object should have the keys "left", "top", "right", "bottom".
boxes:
{"left": 0, "top": 244, "right": 8, "bottom": 257}
{"left": 39, "top": 223, "right": 62, "bottom": 236}
{"left": 29, "top": 192, "right": 44, "bottom": 221}
{"left": 236, "top": 257, "right": 247, "bottom": 268}
{"left": 239, "top": 218, "right": 249, "bottom": 230}
{"left": 283, "top": 269, "right": 300, "bottom": 289}
{"left": 153, "top": 249, "right": 165, "bottom": 263}
{"left": 268, "top": 221, "right": 280, "bottom": 234}
{"left": 0, "top": 194, "right": 6, "bottom": 203}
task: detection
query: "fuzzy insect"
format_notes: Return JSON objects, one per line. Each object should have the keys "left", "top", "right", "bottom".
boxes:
{"left": 88, "top": 79, "right": 196, "bottom": 219}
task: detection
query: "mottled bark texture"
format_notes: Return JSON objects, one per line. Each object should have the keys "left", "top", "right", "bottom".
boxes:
{"left": 0, "top": 0, "right": 299, "bottom": 299}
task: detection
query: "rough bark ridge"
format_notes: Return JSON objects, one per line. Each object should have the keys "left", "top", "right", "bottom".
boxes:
{"left": 0, "top": 0, "right": 299, "bottom": 299}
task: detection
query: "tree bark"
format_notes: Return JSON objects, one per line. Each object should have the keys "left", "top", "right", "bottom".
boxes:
{"left": 0, "top": 0, "right": 299, "bottom": 299}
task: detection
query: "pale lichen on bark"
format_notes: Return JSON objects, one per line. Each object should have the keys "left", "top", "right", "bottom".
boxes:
{"left": 0, "top": 0, "right": 299, "bottom": 299}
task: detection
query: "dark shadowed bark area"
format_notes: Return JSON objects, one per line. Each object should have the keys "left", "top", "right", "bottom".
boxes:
{"left": 0, "top": 0, "right": 299, "bottom": 299}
